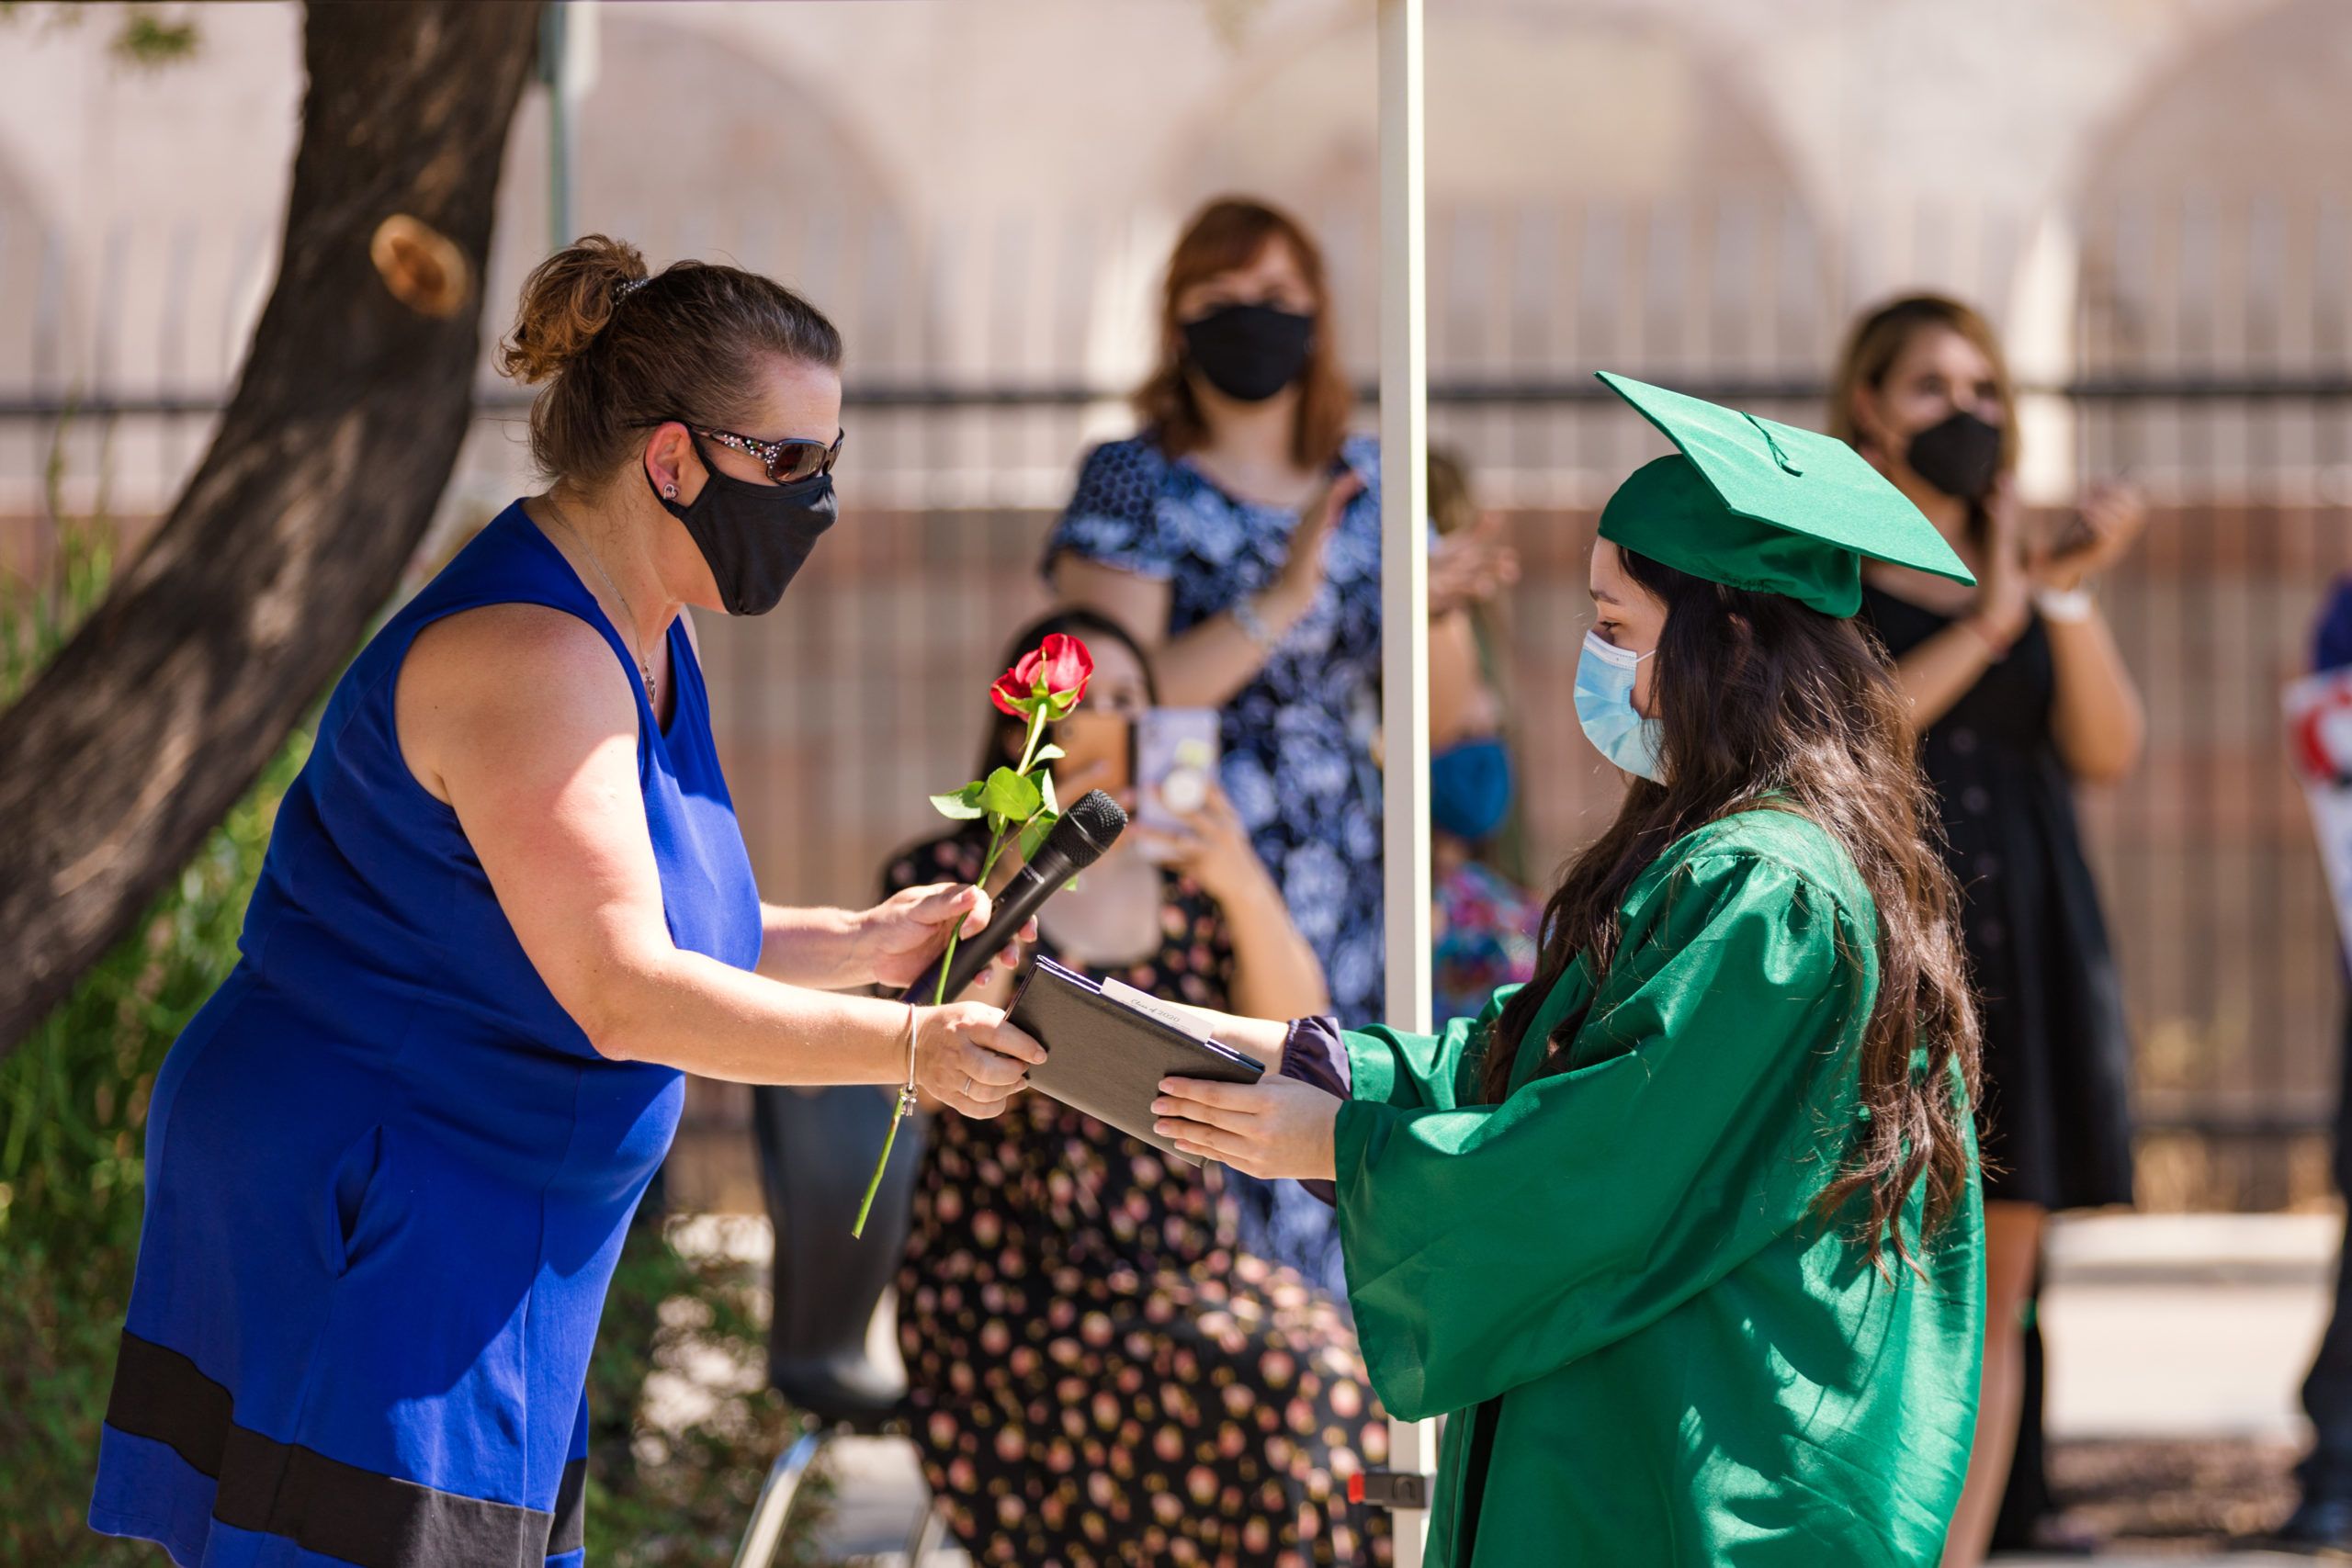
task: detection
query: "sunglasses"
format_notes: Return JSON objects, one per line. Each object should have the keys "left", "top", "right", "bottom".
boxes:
{"left": 638, "top": 420, "right": 845, "bottom": 485}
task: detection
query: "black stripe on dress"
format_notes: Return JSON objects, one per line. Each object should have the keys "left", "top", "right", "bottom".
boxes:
{"left": 106, "top": 1330, "right": 573, "bottom": 1567}
{"left": 549, "top": 1453, "right": 587, "bottom": 1556}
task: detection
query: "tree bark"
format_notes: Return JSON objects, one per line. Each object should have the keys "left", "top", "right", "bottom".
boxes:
{"left": 0, "top": 1, "right": 545, "bottom": 1053}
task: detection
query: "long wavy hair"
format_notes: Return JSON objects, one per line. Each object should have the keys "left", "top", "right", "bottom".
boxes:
{"left": 1133, "top": 197, "right": 1352, "bottom": 469}
{"left": 1483, "top": 547, "right": 1982, "bottom": 1273}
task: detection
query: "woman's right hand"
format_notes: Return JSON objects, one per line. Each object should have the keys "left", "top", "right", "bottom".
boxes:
{"left": 1968, "top": 479, "right": 2033, "bottom": 649}
{"left": 855, "top": 881, "right": 1033, "bottom": 992}
{"left": 914, "top": 1001, "right": 1046, "bottom": 1118}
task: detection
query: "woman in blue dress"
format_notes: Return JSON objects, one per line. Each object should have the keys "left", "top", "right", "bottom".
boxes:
{"left": 1044, "top": 197, "right": 1510, "bottom": 1291}
{"left": 87, "top": 236, "right": 1043, "bottom": 1568}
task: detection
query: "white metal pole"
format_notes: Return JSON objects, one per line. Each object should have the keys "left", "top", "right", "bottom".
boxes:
{"left": 539, "top": 3, "right": 599, "bottom": 251}
{"left": 540, "top": 6, "right": 573, "bottom": 251}
{"left": 1377, "top": 0, "right": 1434, "bottom": 1561}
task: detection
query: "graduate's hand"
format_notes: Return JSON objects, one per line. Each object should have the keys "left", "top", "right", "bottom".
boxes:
{"left": 854, "top": 882, "right": 1036, "bottom": 992}
{"left": 915, "top": 1002, "right": 1046, "bottom": 1119}
{"left": 1152, "top": 1074, "right": 1340, "bottom": 1180}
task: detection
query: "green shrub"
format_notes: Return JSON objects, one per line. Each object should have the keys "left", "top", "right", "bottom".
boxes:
{"left": 586, "top": 1213, "right": 829, "bottom": 1567}
{"left": 0, "top": 503, "right": 309, "bottom": 1562}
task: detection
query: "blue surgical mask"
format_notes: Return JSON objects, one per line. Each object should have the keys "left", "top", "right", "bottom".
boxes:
{"left": 1574, "top": 630, "right": 1664, "bottom": 782}
{"left": 1430, "top": 735, "right": 1514, "bottom": 842}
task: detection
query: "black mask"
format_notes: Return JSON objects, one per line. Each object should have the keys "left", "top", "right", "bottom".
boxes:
{"left": 1904, "top": 411, "right": 2004, "bottom": 501}
{"left": 650, "top": 434, "right": 838, "bottom": 616}
{"left": 1180, "top": 303, "right": 1315, "bottom": 402}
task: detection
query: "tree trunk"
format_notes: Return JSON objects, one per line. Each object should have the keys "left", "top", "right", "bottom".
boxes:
{"left": 0, "top": 1, "right": 545, "bottom": 1053}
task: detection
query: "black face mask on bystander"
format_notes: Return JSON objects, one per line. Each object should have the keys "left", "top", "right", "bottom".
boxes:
{"left": 1903, "top": 410, "right": 2004, "bottom": 502}
{"left": 649, "top": 433, "right": 838, "bottom": 616}
{"left": 1180, "top": 303, "right": 1315, "bottom": 403}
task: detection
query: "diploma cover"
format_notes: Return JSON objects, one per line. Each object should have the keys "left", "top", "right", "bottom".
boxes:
{"left": 1009, "top": 956, "right": 1265, "bottom": 1163}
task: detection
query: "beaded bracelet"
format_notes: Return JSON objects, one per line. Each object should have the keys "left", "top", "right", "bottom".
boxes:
{"left": 898, "top": 1002, "right": 920, "bottom": 1116}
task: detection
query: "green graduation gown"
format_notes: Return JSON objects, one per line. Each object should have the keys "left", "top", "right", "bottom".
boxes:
{"left": 1335, "top": 808, "right": 1984, "bottom": 1566}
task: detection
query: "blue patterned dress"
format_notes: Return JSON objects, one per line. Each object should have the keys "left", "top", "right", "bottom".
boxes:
{"left": 1044, "top": 434, "right": 1385, "bottom": 1292}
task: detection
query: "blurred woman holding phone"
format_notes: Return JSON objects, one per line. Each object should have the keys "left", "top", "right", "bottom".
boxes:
{"left": 888, "top": 608, "right": 1390, "bottom": 1568}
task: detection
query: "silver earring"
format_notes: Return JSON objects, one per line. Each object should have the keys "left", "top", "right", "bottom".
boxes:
{"left": 663, "top": 484, "right": 678, "bottom": 499}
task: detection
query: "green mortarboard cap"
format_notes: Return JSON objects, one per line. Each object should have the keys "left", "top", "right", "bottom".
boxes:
{"left": 1593, "top": 371, "right": 1975, "bottom": 617}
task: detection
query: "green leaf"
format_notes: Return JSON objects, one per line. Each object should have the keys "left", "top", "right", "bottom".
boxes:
{"left": 1031, "top": 743, "right": 1066, "bottom": 764}
{"left": 1035, "top": 768, "right": 1060, "bottom": 818}
{"left": 928, "top": 781, "right": 987, "bottom": 820}
{"left": 1019, "top": 810, "right": 1059, "bottom": 863}
{"left": 113, "top": 8, "right": 201, "bottom": 68}
{"left": 978, "top": 766, "right": 1043, "bottom": 822}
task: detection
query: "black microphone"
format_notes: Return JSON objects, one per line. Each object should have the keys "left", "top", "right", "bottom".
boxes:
{"left": 902, "top": 789, "right": 1128, "bottom": 1004}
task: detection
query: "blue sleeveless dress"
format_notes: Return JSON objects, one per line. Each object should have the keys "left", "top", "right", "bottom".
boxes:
{"left": 89, "top": 503, "right": 763, "bottom": 1568}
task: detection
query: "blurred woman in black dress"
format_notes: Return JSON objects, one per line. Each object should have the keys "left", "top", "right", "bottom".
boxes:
{"left": 1835, "top": 294, "right": 2146, "bottom": 1566}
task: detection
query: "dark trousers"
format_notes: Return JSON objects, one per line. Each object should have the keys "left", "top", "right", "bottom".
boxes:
{"left": 2300, "top": 1007, "right": 2352, "bottom": 1498}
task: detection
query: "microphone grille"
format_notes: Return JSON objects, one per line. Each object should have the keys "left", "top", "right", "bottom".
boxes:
{"left": 1047, "top": 789, "right": 1128, "bottom": 871}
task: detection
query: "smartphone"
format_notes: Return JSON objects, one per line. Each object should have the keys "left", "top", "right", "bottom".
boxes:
{"left": 2045, "top": 510, "right": 2096, "bottom": 559}
{"left": 1134, "top": 708, "right": 1222, "bottom": 837}
{"left": 2047, "top": 470, "right": 2133, "bottom": 558}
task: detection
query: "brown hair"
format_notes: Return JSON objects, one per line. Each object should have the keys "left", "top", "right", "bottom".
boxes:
{"left": 1427, "top": 446, "right": 1476, "bottom": 536}
{"left": 1133, "top": 197, "right": 1351, "bottom": 469}
{"left": 496, "top": 234, "right": 843, "bottom": 487}
{"left": 1827, "top": 292, "right": 2019, "bottom": 482}
{"left": 1484, "top": 549, "right": 1982, "bottom": 1276}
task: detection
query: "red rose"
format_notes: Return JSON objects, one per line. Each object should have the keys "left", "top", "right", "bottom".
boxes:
{"left": 991, "top": 633, "right": 1093, "bottom": 717}
{"left": 1033, "top": 633, "right": 1093, "bottom": 706}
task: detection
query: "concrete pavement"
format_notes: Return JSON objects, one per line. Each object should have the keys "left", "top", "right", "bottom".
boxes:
{"left": 783, "top": 1210, "right": 2346, "bottom": 1565}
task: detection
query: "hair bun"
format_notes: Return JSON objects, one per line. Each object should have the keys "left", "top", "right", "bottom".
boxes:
{"left": 496, "top": 234, "right": 650, "bottom": 385}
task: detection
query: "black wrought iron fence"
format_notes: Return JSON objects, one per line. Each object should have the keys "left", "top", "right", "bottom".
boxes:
{"left": 17, "top": 378, "right": 2352, "bottom": 1212}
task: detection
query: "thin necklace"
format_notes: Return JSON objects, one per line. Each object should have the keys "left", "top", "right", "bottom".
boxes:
{"left": 542, "top": 492, "right": 657, "bottom": 704}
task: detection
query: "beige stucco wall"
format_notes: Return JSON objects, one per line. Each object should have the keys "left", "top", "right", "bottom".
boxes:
{"left": 0, "top": 0, "right": 2333, "bottom": 513}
